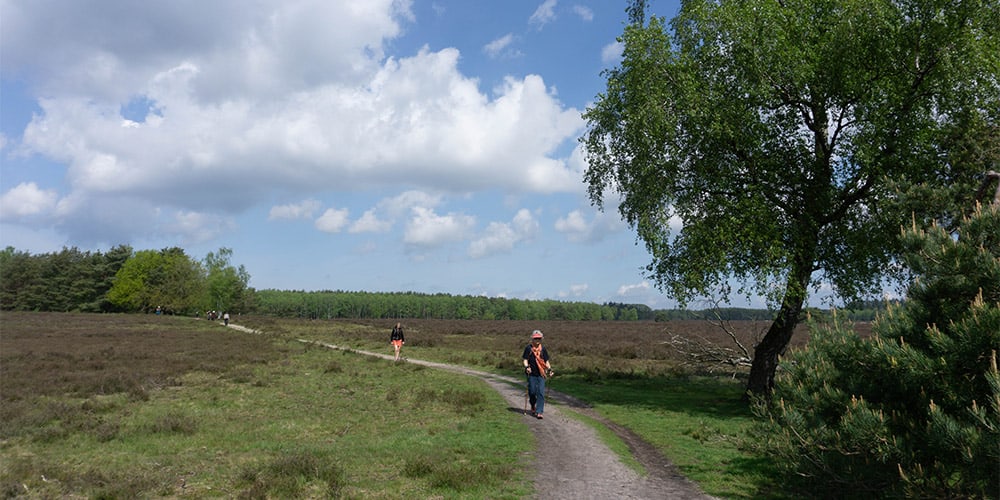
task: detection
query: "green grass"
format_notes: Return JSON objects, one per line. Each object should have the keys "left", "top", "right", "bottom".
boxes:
{"left": 275, "top": 317, "right": 789, "bottom": 498}
{"left": 2, "top": 313, "right": 794, "bottom": 498}
{"left": 269, "top": 317, "right": 792, "bottom": 498}
{"left": 1, "top": 314, "right": 532, "bottom": 499}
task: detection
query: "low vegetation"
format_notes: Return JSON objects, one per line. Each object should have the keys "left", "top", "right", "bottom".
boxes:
{"left": 0, "top": 312, "right": 532, "bottom": 499}
{"left": 2, "top": 312, "right": 791, "bottom": 498}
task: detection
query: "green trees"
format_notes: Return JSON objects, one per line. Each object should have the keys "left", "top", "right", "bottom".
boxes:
{"left": 1, "top": 245, "right": 250, "bottom": 316}
{"left": 107, "top": 247, "right": 204, "bottom": 314}
{"left": 102, "top": 246, "right": 251, "bottom": 315}
{"left": 582, "top": 0, "right": 999, "bottom": 396}
{"left": 250, "top": 289, "right": 655, "bottom": 321}
{"left": 756, "top": 202, "right": 999, "bottom": 498}
{"left": 203, "top": 248, "right": 253, "bottom": 314}
{"left": 0, "top": 245, "right": 132, "bottom": 312}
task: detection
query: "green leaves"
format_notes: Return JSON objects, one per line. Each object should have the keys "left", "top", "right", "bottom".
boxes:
{"left": 584, "top": 0, "right": 999, "bottom": 395}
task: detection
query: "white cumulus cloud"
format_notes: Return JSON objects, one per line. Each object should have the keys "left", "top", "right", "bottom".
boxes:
{"left": 572, "top": 5, "right": 593, "bottom": 21}
{"left": 558, "top": 283, "right": 589, "bottom": 298}
{"left": 601, "top": 42, "right": 623, "bottom": 65}
{"left": 349, "top": 209, "right": 393, "bottom": 233}
{"left": 315, "top": 207, "right": 350, "bottom": 233}
{"left": 554, "top": 208, "right": 624, "bottom": 243}
{"left": 468, "top": 208, "right": 539, "bottom": 258}
{"left": 269, "top": 199, "right": 322, "bottom": 220}
{"left": 618, "top": 281, "right": 651, "bottom": 296}
{"left": 5, "top": 0, "right": 585, "bottom": 245}
{"left": 484, "top": 34, "right": 517, "bottom": 58}
{"left": 0, "top": 182, "right": 58, "bottom": 218}
{"left": 404, "top": 206, "right": 475, "bottom": 247}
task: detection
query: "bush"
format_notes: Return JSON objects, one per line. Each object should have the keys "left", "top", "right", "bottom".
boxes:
{"left": 754, "top": 203, "right": 1000, "bottom": 499}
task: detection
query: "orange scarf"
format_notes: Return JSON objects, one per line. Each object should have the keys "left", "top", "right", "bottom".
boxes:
{"left": 531, "top": 344, "right": 548, "bottom": 379}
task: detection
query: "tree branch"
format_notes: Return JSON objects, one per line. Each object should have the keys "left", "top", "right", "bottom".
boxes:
{"left": 661, "top": 297, "right": 762, "bottom": 373}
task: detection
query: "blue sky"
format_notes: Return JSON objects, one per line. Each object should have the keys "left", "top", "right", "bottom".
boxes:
{"left": 1, "top": 0, "right": 775, "bottom": 310}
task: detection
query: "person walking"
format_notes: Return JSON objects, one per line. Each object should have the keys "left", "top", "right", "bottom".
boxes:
{"left": 223, "top": 312, "right": 230, "bottom": 326}
{"left": 390, "top": 322, "right": 405, "bottom": 362}
{"left": 522, "top": 329, "right": 552, "bottom": 419}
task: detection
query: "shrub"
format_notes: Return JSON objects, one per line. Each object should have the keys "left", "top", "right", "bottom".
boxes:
{"left": 754, "top": 204, "right": 1000, "bottom": 499}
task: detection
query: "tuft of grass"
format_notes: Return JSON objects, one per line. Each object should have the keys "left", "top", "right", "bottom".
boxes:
{"left": 147, "top": 410, "right": 198, "bottom": 435}
{"left": 237, "top": 450, "right": 345, "bottom": 498}
{"left": 403, "top": 448, "right": 519, "bottom": 493}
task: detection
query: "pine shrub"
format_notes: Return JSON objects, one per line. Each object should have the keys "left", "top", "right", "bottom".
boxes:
{"left": 754, "top": 203, "right": 1000, "bottom": 499}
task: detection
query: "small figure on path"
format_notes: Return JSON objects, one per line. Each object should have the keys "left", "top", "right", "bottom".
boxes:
{"left": 223, "top": 312, "right": 230, "bottom": 326}
{"left": 390, "top": 322, "right": 405, "bottom": 361}
{"left": 522, "top": 329, "right": 552, "bottom": 419}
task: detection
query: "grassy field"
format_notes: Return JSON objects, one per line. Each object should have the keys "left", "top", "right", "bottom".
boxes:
{"left": 273, "top": 317, "right": 797, "bottom": 499}
{"left": 0, "top": 312, "right": 812, "bottom": 498}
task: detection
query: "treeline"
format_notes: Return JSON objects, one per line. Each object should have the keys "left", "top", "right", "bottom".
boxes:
{"left": 0, "top": 246, "right": 885, "bottom": 321}
{"left": 250, "top": 292, "right": 881, "bottom": 322}
{"left": 254, "top": 290, "right": 656, "bottom": 321}
{"left": 0, "top": 245, "right": 132, "bottom": 312}
{"left": 0, "top": 246, "right": 252, "bottom": 316}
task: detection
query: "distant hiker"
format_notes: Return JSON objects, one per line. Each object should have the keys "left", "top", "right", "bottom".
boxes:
{"left": 522, "top": 329, "right": 552, "bottom": 419}
{"left": 223, "top": 312, "right": 230, "bottom": 326}
{"left": 390, "top": 322, "right": 405, "bottom": 361}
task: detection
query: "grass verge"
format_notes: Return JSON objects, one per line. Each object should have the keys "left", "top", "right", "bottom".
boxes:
{"left": 555, "top": 375, "right": 788, "bottom": 499}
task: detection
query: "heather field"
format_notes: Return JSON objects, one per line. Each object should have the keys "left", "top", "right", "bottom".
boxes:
{"left": 246, "top": 316, "right": 819, "bottom": 379}
{"left": 0, "top": 311, "right": 863, "bottom": 498}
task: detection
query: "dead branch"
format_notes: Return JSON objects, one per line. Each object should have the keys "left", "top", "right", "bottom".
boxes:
{"left": 704, "top": 300, "right": 753, "bottom": 360}
{"left": 660, "top": 297, "right": 768, "bottom": 373}
{"left": 662, "top": 332, "right": 752, "bottom": 371}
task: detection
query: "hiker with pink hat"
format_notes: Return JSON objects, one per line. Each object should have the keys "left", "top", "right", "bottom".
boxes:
{"left": 522, "top": 329, "right": 553, "bottom": 419}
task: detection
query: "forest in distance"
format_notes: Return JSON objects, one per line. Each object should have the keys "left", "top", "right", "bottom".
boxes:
{"left": 0, "top": 245, "right": 888, "bottom": 322}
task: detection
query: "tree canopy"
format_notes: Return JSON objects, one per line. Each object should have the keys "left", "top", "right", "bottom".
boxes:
{"left": 106, "top": 247, "right": 205, "bottom": 314}
{"left": 582, "top": 0, "right": 1000, "bottom": 396}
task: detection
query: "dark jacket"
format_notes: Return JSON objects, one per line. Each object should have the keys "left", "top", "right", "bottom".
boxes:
{"left": 522, "top": 344, "right": 549, "bottom": 375}
{"left": 391, "top": 326, "right": 405, "bottom": 342}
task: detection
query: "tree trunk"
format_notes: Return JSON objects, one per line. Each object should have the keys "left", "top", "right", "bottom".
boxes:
{"left": 744, "top": 297, "right": 802, "bottom": 398}
{"left": 744, "top": 254, "right": 812, "bottom": 399}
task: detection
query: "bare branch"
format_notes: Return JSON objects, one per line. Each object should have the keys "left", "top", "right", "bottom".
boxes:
{"left": 660, "top": 297, "right": 767, "bottom": 373}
